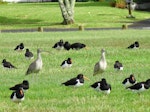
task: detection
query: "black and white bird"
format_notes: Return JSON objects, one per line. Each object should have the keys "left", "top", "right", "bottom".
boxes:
{"left": 9, "top": 80, "right": 29, "bottom": 92}
{"left": 26, "top": 49, "right": 43, "bottom": 75}
{"left": 60, "top": 58, "right": 72, "bottom": 69}
{"left": 93, "top": 49, "right": 107, "bottom": 76}
{"left": 127, "top": 82, "right": 149, "bottom": 94}
{"left": 2, "top": 59, "right": 17, "bottom": 69}
{"left": 127, "top": 41, "right": 139, "bottom": 49}
{"left": 10, "top": 87, "right": 25, "bottom": 103}
{"left": 91, "top": 78, "right": 111, "bottom": 94}
{"left": 62, "top": 74, "right": 89, "bottom": 87}
{"left": 64, "top": 41, "right": 71, "bottom": 51}
{"left": 14, "top": 43, "right": 24, "bottom": 51}
{"left": 52, "top": 39, "right": 64, "bottom": 50}
{"left": 122, "top": 74, "right": 137, "bottom": 88}
{"left": 99, "top": 78, "right": 111, "bottom": 94}
{"left": 90, "top": 80, "right": 101, "bottom": 91}
{"left": 70, "top": 42, "right": 86, "bottom": 50}
{"left": 144, "top": 79, "right": 150, "bottom": 88}
{"left": 114, "top": 60, "right": 123, "bottom": 70}
{"left": 25, "top": 48, "right": 34, "bottom": 59}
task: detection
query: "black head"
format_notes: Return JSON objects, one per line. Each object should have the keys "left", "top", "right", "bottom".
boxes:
{"left": 134, "top": 41, "right": 139, "bottom": 44}
{"left": 20, "top": 43, "right": 24, "bottom": 46}
{"left": 101, "top": 78, "right": 107, "bottom": 84}
{"left": 60, "top": 39, "right": 63, "bottom": 42}
{"left": 129, "top": 74, "right": 136, "bottom": 83}
{"left": 115, "top": 60, "right": 119, "bottom": 63}
{"left": 22, "top": 80, "right": 29, "bottom": 85}
{"left": 17, "top": 87, "right": 24, "bottom": 96}
{"left": 101, "top": 78, "right": 106, "bottom": 82}
{"left": 67, "top": 58, "right": 71, "bottom": 61}
{"left": 26, "top": 49, "right": 29, "bottom": 52}
{"left": 145, "top": 79, "right": 150, "bottom": 86}
{"left": 130, "top": 74, "right": 135, "bottom": 79}
{"left": 65, "top": 41, "right": 69, "bottom": 44}
{"left": 2, "top": 59, "right": 6, "bottom": 63}
{"left": 81, "top": 44, "right": 86, "bottom": 47}
{"left": 67, "top": 58, "right": 72, "bottom": 64}
{"left": 77, "top": 74, "right": 84, "bottom": 79}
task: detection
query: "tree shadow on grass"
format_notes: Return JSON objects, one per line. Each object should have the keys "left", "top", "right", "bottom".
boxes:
{"left": 75, "top": 2, "right": 110, "bottom": 7}
{"left": 0, "top": 16, "right": 42, "bottom": 25}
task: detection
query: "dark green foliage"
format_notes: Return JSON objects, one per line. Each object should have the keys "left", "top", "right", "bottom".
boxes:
{"left": 133, "top": 0, "right": 150, "bottom": 3}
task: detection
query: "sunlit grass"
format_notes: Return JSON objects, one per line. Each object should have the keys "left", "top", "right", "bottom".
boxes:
{"left": 0, "top": 2, "right": 149, "bottom": 29}
{"left": 0, "top": 30, "right": 150, "bottom": 112}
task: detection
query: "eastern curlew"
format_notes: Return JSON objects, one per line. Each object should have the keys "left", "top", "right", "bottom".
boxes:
{"left": 25, "top": 49, "right": 43, "bottom": 75}
{"left": 93, "top": 49, "right": 107, "bottom": 76}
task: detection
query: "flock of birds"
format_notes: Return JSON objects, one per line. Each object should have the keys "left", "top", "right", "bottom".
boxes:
{"left": 52, "top": 39, "right": 86, "bottom": 51}
{"left": 2, "top": 40, "right": 149, "bottom": 104}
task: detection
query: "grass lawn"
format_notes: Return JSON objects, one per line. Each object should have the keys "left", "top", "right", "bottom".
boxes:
{"left": 0, "top": 30, "right": 150, "bottom": 112}
{"left": 0, "top": 2, "right": 150, "bottom": 30}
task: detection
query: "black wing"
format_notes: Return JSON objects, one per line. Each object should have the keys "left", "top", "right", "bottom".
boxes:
{"left": 62, "top": 78, "right": 77, "bottom": 86}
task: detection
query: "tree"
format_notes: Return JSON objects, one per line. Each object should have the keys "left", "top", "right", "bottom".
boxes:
{"left": 58, "top": 0, "right": 76, "bottom": 25}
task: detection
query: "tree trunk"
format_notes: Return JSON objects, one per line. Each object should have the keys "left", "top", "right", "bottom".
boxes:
{"left": 58, "top": 0, "right": 76, "bottom": 25}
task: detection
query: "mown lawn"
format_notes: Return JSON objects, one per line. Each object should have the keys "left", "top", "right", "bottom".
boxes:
{"left": 0, "top": 30, "right": 150, "bottom": 112}
{"left": 0, "top": 2, "right": 150, "bottom": 29}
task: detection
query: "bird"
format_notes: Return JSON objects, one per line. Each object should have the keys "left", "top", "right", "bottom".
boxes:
{"left": 2, "top": 59, "right": 17, "bottom": 69}
{"left": 90, "top": 80, "right": 101, "bottom": 91}
{"left": 127, "top": 82, "right": 149, "bottom": 94}
{"left": 52, "top": 39, "right": 64, "bottom": 50}
{"left": 122, "top": 74, "right": 137, "bottom": 88}
{"left": 60, "top": 58, "right": 72, "bottom": 69}
{"left": 64, "top": 41, "right": 71, "bottom": 51}
{"left": 91, "top": 78, "right": 111, "bottom": 94}
{"left": 9, "top": 80, "right": 29, "bottom": 92}
{"left": 127, "top": 41, "right": 139, "bottom": 49}
{"left": 114, "top": 60, "right": 123, "bottom": 70}
{"left": 10, "top": 87, "right": 25, "bottom": 103}
{"left": 93, "top": 49, "right": 107, "bottom": 76}
{"left": 14, "top": 43, "right": 24, "bottom": 51}
{"left": 70, "top": 42, "right": 86, "bottom": 50}
{"left": 144, "top": 79, "right": 150, "bottom": 88}
{"left": 25, "top": 48, "right": 34, "bottom": 59}
{"left": 62, "top": 74, "right": 89, "bottom": 87}
{"left": 26, "top": 49, "right": 43, "bottom": 75}
{"left": 99, "top": 78, "right": 111, "bottom": 94}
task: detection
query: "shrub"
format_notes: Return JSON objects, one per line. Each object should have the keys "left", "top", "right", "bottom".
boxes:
{"left": 110, "top": 0, "right": 126, "bottom": 9}
{"left": 133, "top": 0, "right": 150, "bottom": 3}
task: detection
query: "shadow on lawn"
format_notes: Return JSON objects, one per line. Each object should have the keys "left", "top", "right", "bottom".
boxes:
{"left": 0, "top": 16, "right": 42, "bottom": 25}
{"left": 75, "top": 2, "right": 110, "bottom": 7}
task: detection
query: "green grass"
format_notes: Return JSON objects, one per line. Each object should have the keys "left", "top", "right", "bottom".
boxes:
{"left": 0, "top": 30, "right": 150, "bottom": 112}
{"left": 0, "top": 2, "right": 150, "bottom": 30}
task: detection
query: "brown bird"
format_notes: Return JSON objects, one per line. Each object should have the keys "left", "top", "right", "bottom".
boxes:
{"left": 25, "top": 49, "right": 43, "bottom": 75}
{"left": 93, "top": 49, "right": 107, "bottom": 76}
